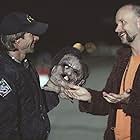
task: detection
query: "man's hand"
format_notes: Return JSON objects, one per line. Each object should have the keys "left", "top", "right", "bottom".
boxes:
{"left": 42, "top": 80, "right": 61, "bottom": 93}
{"left": 64, "top": 84, "right": 92, "bottom": 102}
{"left": 103, "top": 90, "right": 130, "bottom": 104}
{"left": 42, "top": 65, "right": 67, "bottom": 93}
{"left": 43, "top": 80, "right": 74, "bottom": 102}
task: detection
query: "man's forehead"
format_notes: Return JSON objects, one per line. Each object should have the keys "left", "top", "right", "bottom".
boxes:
{"left": 115, "top": 5, "right": 134, "bottom": 21}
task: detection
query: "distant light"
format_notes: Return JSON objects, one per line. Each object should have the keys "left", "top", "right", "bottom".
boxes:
{"left": 72, "top": 42, "right": 85, "bottom": 52}
{"left": 37, "top": 67, "right": 49, "bottom": 87}
{"left": 85, "top": 42, "right": 96, "bottom": 53}
{"left": 39, "top": 75, "right": 49, "bottom": 88}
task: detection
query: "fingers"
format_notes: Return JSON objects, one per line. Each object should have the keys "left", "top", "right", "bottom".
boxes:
{"left": 103, "top": 94, "right": 117, "bottom": 103}
{"left": 103, "top": 92, "right": 121, "bottom": 99}
{"left": 64, "top": 89, "right": 78, "bottom": 99}
{"left": 103, "top": 96, "right": 113, "bottom": 103}
{"left": 59, "top": 93, "right": 69, "bottom": 99}
{"left": 123, "top": 92, "right": 130, "bottom": 97}
{"left": 65, "top": 88, "right": 91, "bottom": 101}
{"left": 64, "top": 89, "right": 84, "bottom": 100}
{"left": 109, "top": 93, "right": 122, "bottom": 99}
{"left": 66, "top": 84, "right": 80, "bottom": 90}
{"left": 103, "top": 91, "right": 131, "bottom": 103}
{"left": 126, "top": 88, "right": 131, "bottom": 93}
{"left": 59, "top": 91, "right": 74, "bottom": 102}
{"left": 42, "top": 86, "right": 60, "bottom": 93}
{"left": 103, "top": 96, "right": 119, "bottom": 103}
{"left": 60, "top": 90, "right": 77, "bottom": 103}
{"left": 103, "top": 92, "right": 121, "bottom": 103}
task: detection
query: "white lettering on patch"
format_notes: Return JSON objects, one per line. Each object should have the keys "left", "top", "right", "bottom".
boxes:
{"left": 0, "top": 78, "right": 12, "bottom": 97}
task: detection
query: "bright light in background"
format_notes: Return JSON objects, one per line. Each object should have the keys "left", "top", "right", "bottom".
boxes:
{"left": 85, "top": 42, "right": 97, "bottom": 53}
{"left": 37, "top": 67, "right": 49, "bottom": 87}
{"left": 39, "top": 74, "right": 49, "bottom": 87}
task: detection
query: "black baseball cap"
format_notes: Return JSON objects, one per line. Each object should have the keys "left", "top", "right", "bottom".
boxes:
{"left": 0, "top": 12, "right": 48, "bottom": 35}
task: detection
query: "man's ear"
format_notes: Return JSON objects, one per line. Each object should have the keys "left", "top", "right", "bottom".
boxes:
{"left": 13, "top": 39, "right": 20, "bottom": 49}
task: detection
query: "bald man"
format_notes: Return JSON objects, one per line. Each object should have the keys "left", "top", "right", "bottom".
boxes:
{"left": 64, "top": 4, "right": 140, "bottom": 140}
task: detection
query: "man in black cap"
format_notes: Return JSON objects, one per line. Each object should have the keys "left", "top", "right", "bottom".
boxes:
{"left": 0, "top": 12, "right": 89, "bottom": 140}
{"left": 0, "top": 12, "right": 60, "bottom": 140}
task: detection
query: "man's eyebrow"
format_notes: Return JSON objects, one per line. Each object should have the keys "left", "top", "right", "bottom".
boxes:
{"left": 119, "top": 19, "right": 127, "bottom": 24}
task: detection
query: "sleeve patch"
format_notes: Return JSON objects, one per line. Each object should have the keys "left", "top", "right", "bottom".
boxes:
{"left": 0, "top": 78, "right": 12, "bottom": 97}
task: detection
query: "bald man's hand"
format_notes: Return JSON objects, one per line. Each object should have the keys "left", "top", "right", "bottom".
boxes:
{"left": 63, "top": 84, "right": 92, "bottom": 102}
{"left": 103, "top": 89, "right": 131, "bottom": 104}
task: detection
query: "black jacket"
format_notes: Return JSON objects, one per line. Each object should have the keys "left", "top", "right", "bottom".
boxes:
{"left": 0, "top": 53, "right": 59, "bottom": 140}
{"left": 79, "top": 47, "right": 140, "bottom": 140}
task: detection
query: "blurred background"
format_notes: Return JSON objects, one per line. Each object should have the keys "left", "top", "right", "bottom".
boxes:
{"left": 0, "top": 0, "right": 140, "bottom": 139}
{"left": 0, "top": 0, "right": 140, "bottom": 54}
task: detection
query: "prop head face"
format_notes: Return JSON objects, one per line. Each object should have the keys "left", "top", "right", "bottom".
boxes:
{"left": 50, "top": 48, "right": 88, "bottom": 88}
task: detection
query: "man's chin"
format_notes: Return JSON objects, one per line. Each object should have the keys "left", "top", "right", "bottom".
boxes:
{"left": 120, "top": 38, "right": 129, "bottom": 44}
{"left": 28, "top": 48, "right": 34, "bottom": 53}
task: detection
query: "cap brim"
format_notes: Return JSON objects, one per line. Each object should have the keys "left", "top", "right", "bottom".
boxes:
{"left": 24, "top": 21, "right": 48, "bottom": 35}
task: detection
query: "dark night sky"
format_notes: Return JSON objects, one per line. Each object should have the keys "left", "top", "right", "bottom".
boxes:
{"left": 0, "top": 0, "right": 140, "bottom": 54}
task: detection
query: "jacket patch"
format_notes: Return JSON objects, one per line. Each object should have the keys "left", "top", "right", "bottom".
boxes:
{"left": 0, "top": 78, "right": 12, "bottom": 97}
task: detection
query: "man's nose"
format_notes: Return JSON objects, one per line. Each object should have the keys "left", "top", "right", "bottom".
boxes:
{"left": 34, "top": 35, "right": 39, "bottom": 41}
{"left": 115, "top": 24, "right": 122, "bottom": 33}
